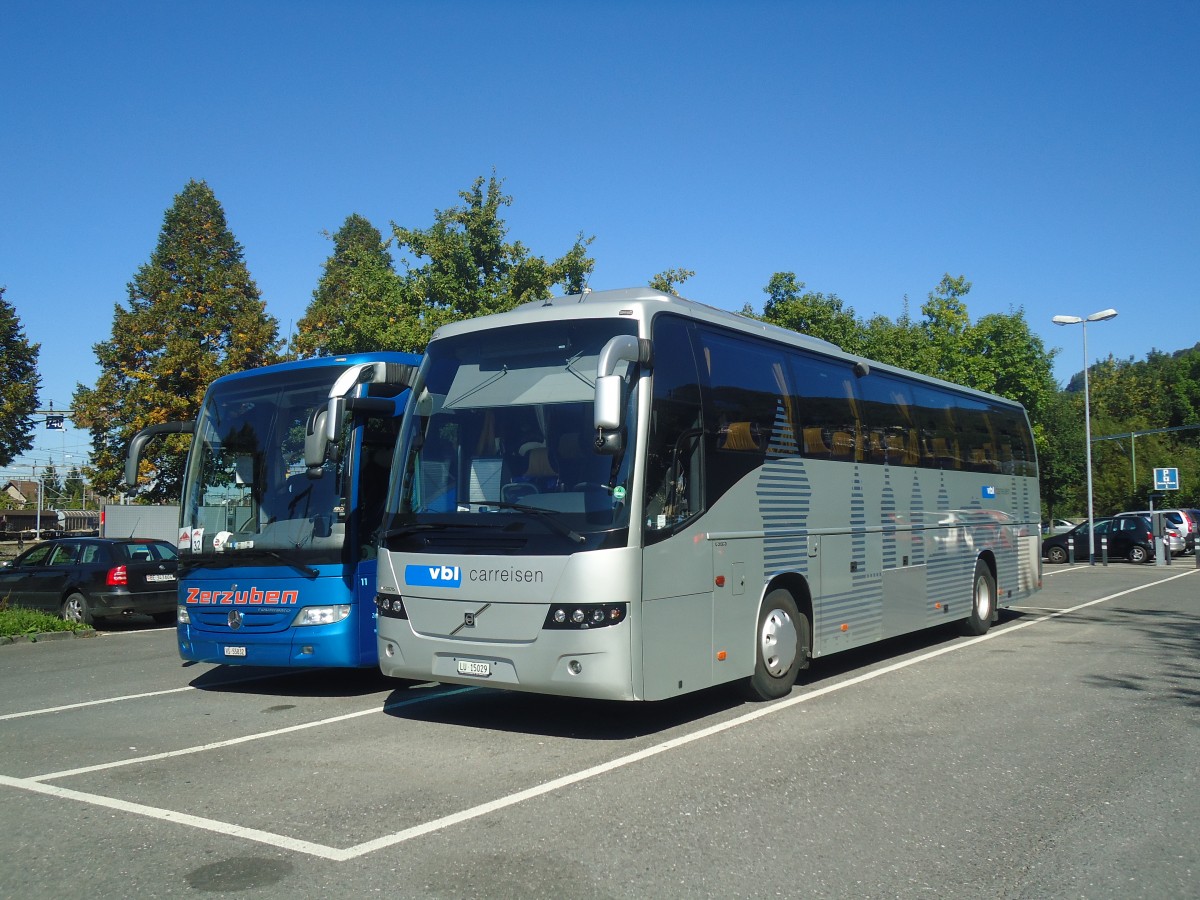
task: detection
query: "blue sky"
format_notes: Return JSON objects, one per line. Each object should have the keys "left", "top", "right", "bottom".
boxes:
{"left": 2, "top": 1, "right": 1197, "bottom": 475}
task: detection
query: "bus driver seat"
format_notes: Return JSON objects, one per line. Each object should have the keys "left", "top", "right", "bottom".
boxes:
{"left": 503, "top": 441, "right": 559, "bottom": 500}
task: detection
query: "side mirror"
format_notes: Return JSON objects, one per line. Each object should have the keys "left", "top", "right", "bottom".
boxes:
{"left": 304, "top": 408, "right": 328, "bottom": 474}
{"left": 593, "top": 335, "right": 652, "bottom": 456}
{"left": 594, "top": 375, "right": 624, "bottom": 430}
{"left": 324, "top": 396, "right": 347, "bottom": 443}
{"left": 124, "top": 421, "right": 195, "bottom": 488}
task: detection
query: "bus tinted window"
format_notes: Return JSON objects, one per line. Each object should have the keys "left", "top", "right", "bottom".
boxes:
{"left": 788, "top": 351, "right": 859, "bottom": 460}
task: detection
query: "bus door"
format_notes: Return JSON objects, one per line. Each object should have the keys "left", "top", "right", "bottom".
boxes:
{"left": 640, "top": 315, "right": 713, "bottom": 699}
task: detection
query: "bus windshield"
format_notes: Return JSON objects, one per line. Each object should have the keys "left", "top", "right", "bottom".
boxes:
{"left": 181, "top": 366, "right": 354, "bottom": 567}
{"left": 386, "top": 318, "right": 640, "bottom": 554}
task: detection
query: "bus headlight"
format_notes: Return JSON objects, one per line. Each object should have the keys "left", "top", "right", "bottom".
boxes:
{"left": 177, "top": 605, "right": 190, "bottom": 624}
{"left": 292, "top": 605, "right": 351, "bottom": 627}
{"left": 543, "top": 603, "right": 626, "bottom": 630}
{"left": 375, "top": 593, "right": 407, "bottom": 619}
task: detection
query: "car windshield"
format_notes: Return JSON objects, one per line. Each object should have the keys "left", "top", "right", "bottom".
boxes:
{"left": 385, "top": 318, "right": 639, "bottom": 555}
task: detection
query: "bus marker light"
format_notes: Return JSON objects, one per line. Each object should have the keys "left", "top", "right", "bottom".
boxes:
{"left": 715, "top": 575, "right": 726, "bottom": 587}
{"left": 840, "top": 624, "right": 849, "bottom": 632}
{"left": 717, "top": 651, "right": 727, "bottom": 661}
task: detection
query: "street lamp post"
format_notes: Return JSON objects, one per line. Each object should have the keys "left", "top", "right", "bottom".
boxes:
{"left": 1053, "top": 308, "right": 1118, "bottom": 563}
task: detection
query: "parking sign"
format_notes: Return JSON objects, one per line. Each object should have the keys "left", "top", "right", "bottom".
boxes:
{"left": 1153, "top": 467, "right": 1179, "bottom": 491}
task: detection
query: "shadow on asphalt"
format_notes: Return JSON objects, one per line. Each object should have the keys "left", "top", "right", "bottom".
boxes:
{"left": 188, "top": 664, "right": 398, "bottom": 698}
{"left": 380, "top": 611, "right": 1029, "bottom": 740}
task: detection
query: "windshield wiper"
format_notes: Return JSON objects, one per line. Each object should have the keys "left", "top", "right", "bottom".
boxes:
{"left": 476, "top": 501, "right": 586, "bottom": 545}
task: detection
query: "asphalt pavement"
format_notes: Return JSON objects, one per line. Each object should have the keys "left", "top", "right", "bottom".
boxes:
{"left": 1, "top": 562, "right": 1196, "bottom": 899}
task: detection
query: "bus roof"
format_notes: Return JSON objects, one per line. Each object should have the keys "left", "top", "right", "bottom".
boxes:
{"left": 207, "top": 350, "right": 422, "bottom": 387}
{"left": 428, "top": 288, "right": 1026, "bottom": 411}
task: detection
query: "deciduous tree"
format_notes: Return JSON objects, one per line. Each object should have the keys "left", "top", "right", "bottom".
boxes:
{"left": 390, "top": 173, "right": 595, "bottom": 348}
{"left": 754, "top": 272, "right": 862, "bottom": 353}
{"left": 649, "top": 268, "right": 695, "bottom": 297}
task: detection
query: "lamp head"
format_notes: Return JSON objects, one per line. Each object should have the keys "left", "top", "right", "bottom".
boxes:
{"left": 1052, "top": 315, "right": 1082, "bottom": 325}
{"left": 1086, "top": 308, "right": 1118, "bottom": 322}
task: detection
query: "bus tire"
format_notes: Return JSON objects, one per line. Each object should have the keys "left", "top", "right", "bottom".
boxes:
{"left": 960, "top": 560, "right": 995, "bottom": 636}
{"left": 61, "top": 592, "right": 95, "bottom": 627}
{"left": 741, "top": 589, "right": 808, "bottom": 701}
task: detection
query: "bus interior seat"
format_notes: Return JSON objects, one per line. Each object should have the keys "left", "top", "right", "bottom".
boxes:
{"left": 830, "top": 431, "right": 854, "bottom": 458}
{"left": 803, "top": 427, "right": 830, "bottom": 456}
{"left": 720, "top": 421, "right": 761, "bottom": 451}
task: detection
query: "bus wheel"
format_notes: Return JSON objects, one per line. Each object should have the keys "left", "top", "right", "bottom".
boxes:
{"left": 960, "top": 560, "right": 995, "bottom": 636}
{"left": 742, "top": 589, "right": 808, "bottom": 701}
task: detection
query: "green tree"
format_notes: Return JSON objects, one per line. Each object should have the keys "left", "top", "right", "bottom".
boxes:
{"left": 859, "top": 299, "right": 927, "bottom": 371}
{"left": 390, "top": 173, "right": 595, "bottom": 348}
{"left": 63, "top": 466, "right": 85, "bottom": 506}
{"left": 0, "top": 286, "right": 41, "bottom": 467}
{"left": 917, "top": 274, "right": 977, "bottom": 384}
{"left": 72, "top": 180, "right": 282, "bottom": 500}
{"left": 752, "top": 272, "right": 862, "bottom": 352}
{"left": 970, "top": 308, "right": 1058, "bottom": 424}
{"left": 649, "top": 267, "right": 695, "bottom": 297}
{"left": 40, "top": 462, "right": 63, "bottom": 504}
{"left": 1035, "top": 391, "right": 1087, "bottom": 517}
{"left": 293, "top": 214, "right": 413, "bottom": 356}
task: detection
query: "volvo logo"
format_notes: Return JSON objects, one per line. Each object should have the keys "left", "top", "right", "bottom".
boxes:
{"left": 451, "top": 603, "right": 491, "bottom": 636}
{"left": 228, "top": 610, "right": 243, "bottom": 630}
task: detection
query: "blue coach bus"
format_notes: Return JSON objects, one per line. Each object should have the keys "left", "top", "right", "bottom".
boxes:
{"left": 125, "top": 353, "right": 419, "bottom": 667}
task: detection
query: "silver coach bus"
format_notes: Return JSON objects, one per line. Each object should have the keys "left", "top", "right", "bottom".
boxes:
{"left": 369, "top": 288, "right": 1041, "bottom": 701}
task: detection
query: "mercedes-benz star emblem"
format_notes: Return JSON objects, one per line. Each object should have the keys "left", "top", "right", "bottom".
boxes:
{"left": 228, "top": 610, "right": 243, "bottom": 630}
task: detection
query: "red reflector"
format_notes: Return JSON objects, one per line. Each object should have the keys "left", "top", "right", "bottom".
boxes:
{"left": 107, "top": 565, "right": 128, "bottom": 586}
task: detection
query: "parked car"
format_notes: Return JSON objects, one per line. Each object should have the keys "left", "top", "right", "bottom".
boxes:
{"left": 1183, "top": 510, "right": 1200, "bottom": 554}
{"left": 0, "top": 537, "right": 178, "bottom": 625}
{"left": 1126, "top": 508, "right": 1193, "bottom": 556}
{"left": 1042, "top": 518, "right": 1078, "bottom": 535}
{"left": 1041, "top": 515, "right": 1168, "bottom": 564}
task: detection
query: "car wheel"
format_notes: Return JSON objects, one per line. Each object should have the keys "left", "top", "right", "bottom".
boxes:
{"left": 1047, "top": 546, "right": 1067, "bottom": 564}
{"left": 740, "top": 589, "right": 809, "bottom": 701}
{"left": 1128, "top": 545, "right": 1149, "bottom": 564}
{"left": 960, "top": 560, "right": 996, "bottom": 636}
{"left": 61, "top": 592, "right": 95, "bottom": 626}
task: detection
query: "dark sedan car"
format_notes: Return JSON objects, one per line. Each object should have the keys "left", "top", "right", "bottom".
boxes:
{"left": 1041, "top": 515, "right": 1161, "bottom": 564}
{"left": 0, "top": 537, "right": 178, "bottom": 625}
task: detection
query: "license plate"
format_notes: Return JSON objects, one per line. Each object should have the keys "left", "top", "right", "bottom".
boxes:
{"left": 146, "top": 574, "right": 176, "bottom": 582}
{"left": 223, "top": 646, "right": 247, "bottom": 657}
{"left": 456, "top": 659, "right": 491, "bottom": 677}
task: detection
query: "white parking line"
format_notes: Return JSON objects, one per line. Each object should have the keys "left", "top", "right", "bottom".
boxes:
{"left": 0, "top": 669, "right": 305, "bottom": 722}
{"left": 2, "top": 568, "right": 1194, "bottom": 861}
{"left": 30, "top": 685, "right": 475, "bottom": 782}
